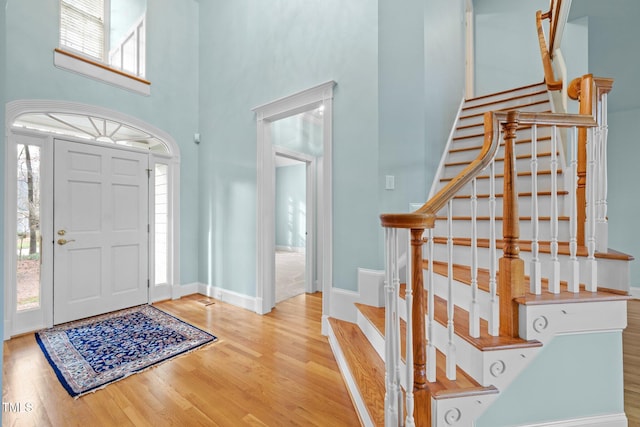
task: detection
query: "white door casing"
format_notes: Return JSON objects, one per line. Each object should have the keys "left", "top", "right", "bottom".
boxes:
{"left": 253, "top": 81, "right": 335, "bottom": 335}
{"left": 5, "top": 100, "right": 181, "bottom": 337}
{"left": 53, "top": 139, "right": 149, "bottom": 324}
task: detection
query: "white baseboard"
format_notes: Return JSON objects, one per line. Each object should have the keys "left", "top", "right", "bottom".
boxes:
{"left": 276, "top": 245, "right": 305, "bottom": 253}
{"left": 198, "top": 283, "right": 257, "bottom": 312}
{"left": 172, "top": 282, "right": 199, "bottom": 299}
{"left": 516, "top": 413, "right": 627, "bottom": 427}
{"left": 630, "top": 287, "right": 640, "bottom": 299}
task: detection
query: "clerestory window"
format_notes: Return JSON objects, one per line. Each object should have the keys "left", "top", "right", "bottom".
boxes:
{"left": 58, "top": 0, "right": 147, "bottom": 85}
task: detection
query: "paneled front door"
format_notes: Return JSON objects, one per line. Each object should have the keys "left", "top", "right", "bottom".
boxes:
{"left": 53, "top": 139, "right": 149, "bottom": 324}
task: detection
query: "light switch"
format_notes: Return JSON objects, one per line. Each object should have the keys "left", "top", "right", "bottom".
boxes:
{"left": 385, "top": 175, "right": 395, "bottom": 190}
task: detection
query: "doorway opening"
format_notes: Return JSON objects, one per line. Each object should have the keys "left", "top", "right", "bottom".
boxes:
{"left": 274, "top": 153, "right": 311, "bottom": 304}
{"left": 253, "top": 81, "right": 335, "bottom": 326}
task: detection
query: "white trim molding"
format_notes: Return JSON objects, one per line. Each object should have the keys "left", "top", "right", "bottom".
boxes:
{"left": 253, "top": 81, "right": 336, "bottom": 323}
{"left": 515, "top": 413, "right": 627, "bottom": 427}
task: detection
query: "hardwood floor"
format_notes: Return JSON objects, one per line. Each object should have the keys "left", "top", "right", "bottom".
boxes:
{"left": 625, "top": 299, "right": 640, "bottom": 427}
{"left": 2, "top": 293, "right": 360, "bottom": 426}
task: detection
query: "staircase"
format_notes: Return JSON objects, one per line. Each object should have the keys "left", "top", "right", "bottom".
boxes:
{"left": 327, "top": 81, "right": 632, "bottom": 426}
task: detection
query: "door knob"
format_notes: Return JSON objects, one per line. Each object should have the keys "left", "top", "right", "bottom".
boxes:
{"left": 57, "top": 238, "right": 76, "bottom": 245}
{"left": 57, "top": 230, "right": 66, "bottom": 236}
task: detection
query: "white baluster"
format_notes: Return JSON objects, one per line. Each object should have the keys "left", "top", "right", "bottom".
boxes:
{"left": 568, "top": 126, "right": 580, "bottom": 292}
{"left": 489, "top": 161, "right": 499, "bottom": 336}
{"left": 530, "top": 125, "right": 542, "bottom": 294}
{"left": 405, "top": 231, "right": 415, "bottom": 427}
{"left": 446, "top": 200, "right": 456, "bottom": 380}
{"left": 549, "top": 125, "right": 561, "bottom": 293}
{"left": 427, "top": 229, "right": 436, "bottom": 383}
{"left": 383, "top": 228, "right": 399, "bottom": 426}
{"left": 596, "top": 93, "right": 609, "bottom": 252}
{"left": 586, "top": 127, "right": 598, "bottom": 291}
{"left": 470, "top": 178, "right": 480, "bottom": 338}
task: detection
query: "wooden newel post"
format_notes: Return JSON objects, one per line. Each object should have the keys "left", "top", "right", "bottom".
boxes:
{"left": 411, "top": 228, "right": 430, "bottom": 425}
{"left": 499, "top": 111, "right": 526, "bottom": 338}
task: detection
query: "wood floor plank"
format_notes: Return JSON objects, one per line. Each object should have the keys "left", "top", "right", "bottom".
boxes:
{"left": 2, "top": 293, "right": 360, "bottom": 426}
{"left": 624, "top": 299, "right": 640, "bottom": 427}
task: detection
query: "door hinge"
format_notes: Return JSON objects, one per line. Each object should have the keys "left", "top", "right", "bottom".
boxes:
{"left": 146, "top": 168, "right": 152, "bottom": 177}
{"left": 147, "top": 279, "right": 150, "bottom": 288}
{"left": 148, "top": 224, "right": 150, "bottom": 232}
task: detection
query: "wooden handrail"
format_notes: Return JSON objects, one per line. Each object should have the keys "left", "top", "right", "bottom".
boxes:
{"left": 536, "top": 10, "right": 563, "bottom": 91}
{"left": 543, "top": 0, "right": 563, "bottom": 59}
{"left": 380, "top": 111, "right": 597, "bottom": 231}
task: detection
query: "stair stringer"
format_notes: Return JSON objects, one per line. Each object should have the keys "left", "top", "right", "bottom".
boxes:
{"left": 355, "top": 308, "right": 502, "bottom": 426}
{"left": 395, "top": 293, "right": 542, "bottom": 391}
{"left": 518, "top": 298, "right": 628, "bottom": 343}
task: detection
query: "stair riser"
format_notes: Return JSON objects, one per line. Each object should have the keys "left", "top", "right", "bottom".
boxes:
{"left": 463, "top": 85, "right": 547, "bottom": 109}
{"left": 449, "top": 194, "right": 568, "bottom": 217}
{"left": 437, "top": 174, "right": 559, "bottom": 198}
{"left": 461, "top": 93, "right": 550, "bottom": 117}
{"left": 446, "top": 138, "right": 554, "bottom": 162}
{"left": 457, "top": 103, "right": 553, "bottom": 133}
{"left": 442, "top": 155, "right": 557, "bottom": 180}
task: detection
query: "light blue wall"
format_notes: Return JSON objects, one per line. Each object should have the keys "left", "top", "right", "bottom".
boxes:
{"left": 3, "top": 0, "right": 201, "bottom": 285}
{"left": 424, "top": 0, "right": 466, "bottom": 190}
{"left": 477, "top": 332, "right": 625, "bottom": 426}
{"left": 110, "top": 0, "right": 146, "bottom": 48}
{"left": 608, "top": 108, "right": 640, "bottom": 287}
{"left": 474, "top": 0, "right": 548, "bottom": 96}
{"left": 570, "top": 0, "right": 640, "bottom": 288}
{"left": 275, "top": 164, "right": 306, "bottom": 249}
{"left": 197, "top": 0, "right": 379, "bottom": 295}
{"left": 378, "top": 0, "right": 428, "bottom": 218}
{"left": 1, "top": 0, "right": 7, "bottom": 390}
{"left": 560, "top": 16, "right": 589, "bottom": 114}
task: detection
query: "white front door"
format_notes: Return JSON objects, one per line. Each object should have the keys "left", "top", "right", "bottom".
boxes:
{"left": 53, "top": 139, "right": 149, "bottom": 324}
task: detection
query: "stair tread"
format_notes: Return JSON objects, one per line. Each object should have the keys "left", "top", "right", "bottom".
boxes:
{"left": 452, "top": 120, "right": 553, "bottom": 140}
{"left": 463, "top": 82, "right": 546, "bottom": 104}
{"left": 424, "top": 258, "right": 630, "bottom": 298}
{"left": 440, "top": 169, "right": 560, "bottom": 183}
{"left": 392, "top": 289, "right": 541, "bottom": 352}
{"left": 354, "top": 304, "right": 499, "bottom": 398}
{"left": 434, "top": 215, "right": 570, "bottom": 221}
{"left": 445, "top": 151, "right": 554, "bottom": 167}
{"left": 448, "top": 135, "right": 552, "bottom": 154}
{"left": 453, "top": 191, "right": 569, "bottom": 199}
{"left": 428, "top": 237, "right": 635, "bottom": 261}
{"left": 460, "top": 102, "right": 550, "bottom": 121}
{"left": 328, "top": 317, "right": 385, "bottom": 426}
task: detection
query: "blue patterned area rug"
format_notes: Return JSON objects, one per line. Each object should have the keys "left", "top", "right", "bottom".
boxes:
{"left": 35, "top": 305, "right": 217, "bottom": 398}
